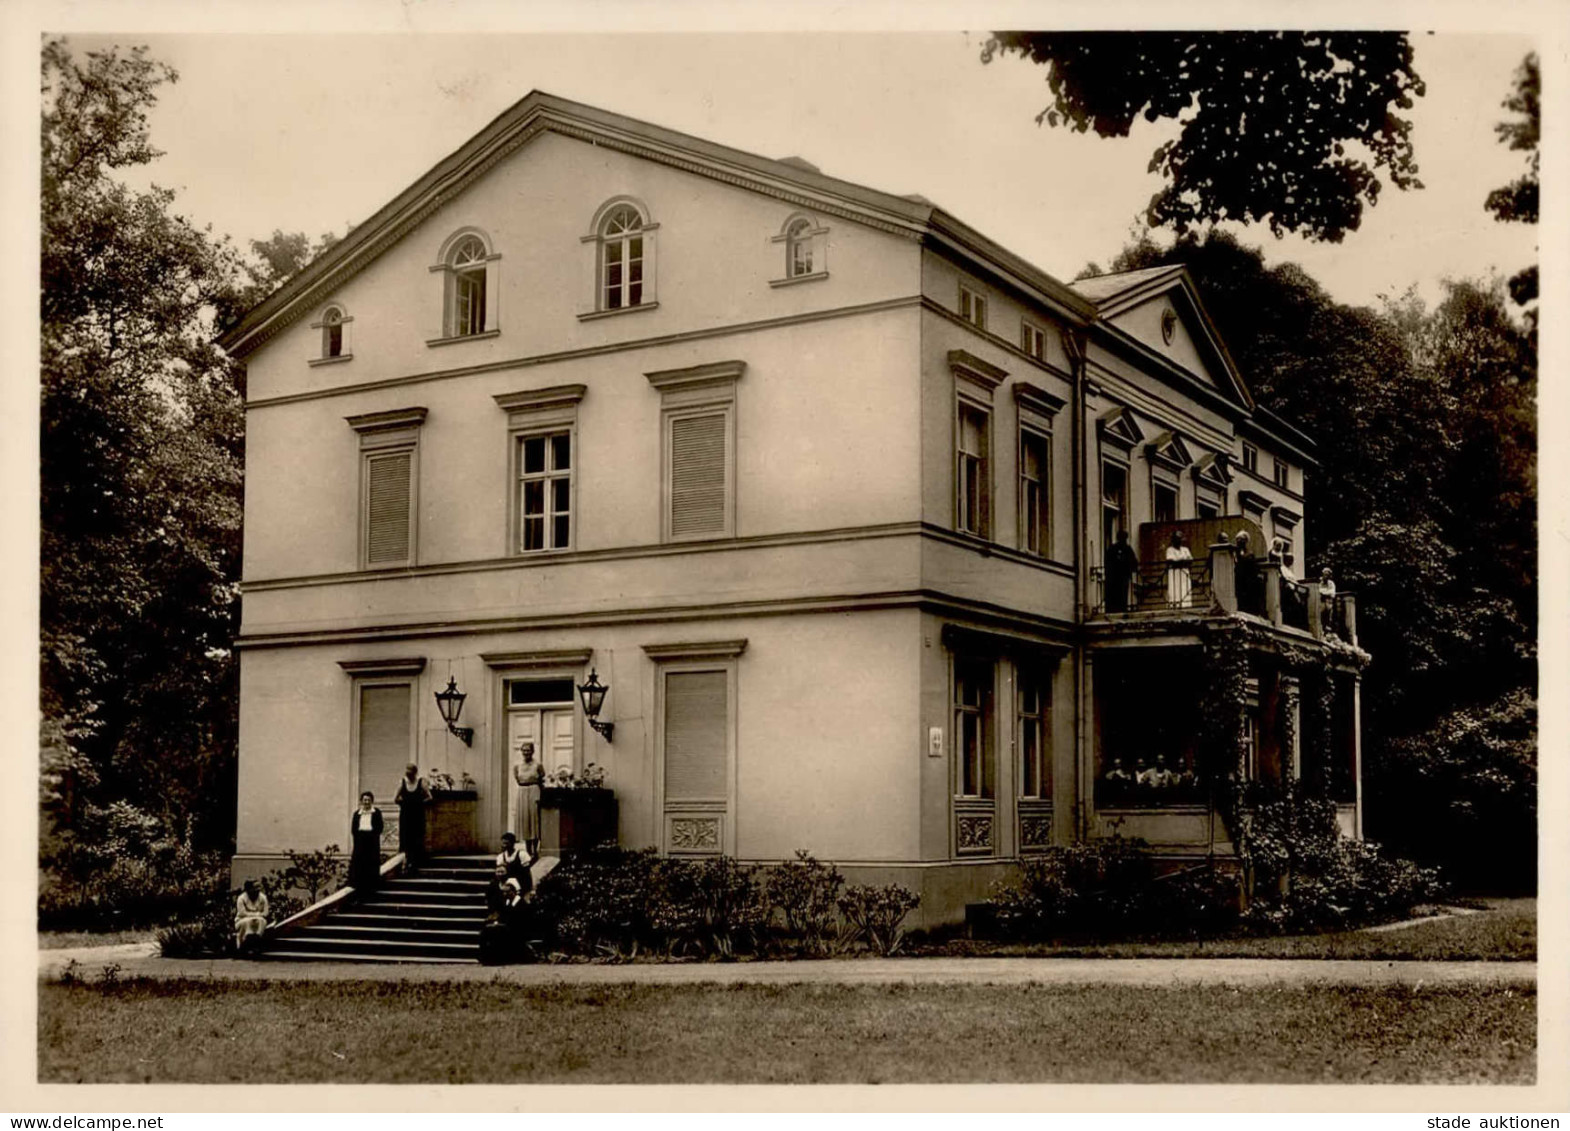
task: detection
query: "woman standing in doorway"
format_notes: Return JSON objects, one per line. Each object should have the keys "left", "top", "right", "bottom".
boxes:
{"left": 348, "top": 791, "right": 384, "bottom": 893}
{"left": 1165, "top": 531, "right": 1193, "bottom": 608}
{"left": 513, "top": 741, "right": 545, "bottom": 860}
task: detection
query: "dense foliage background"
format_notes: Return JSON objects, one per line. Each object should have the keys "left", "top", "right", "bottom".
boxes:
{"left": 38, "top": 38, "right": 1537, "bottom": 927}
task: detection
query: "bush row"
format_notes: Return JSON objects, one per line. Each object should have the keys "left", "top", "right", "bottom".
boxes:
{"left": 987, "top": 791, "right": 1446, "bottom": 942}
{"left": 534, "top": 848, "right": 920, "bottom": 959}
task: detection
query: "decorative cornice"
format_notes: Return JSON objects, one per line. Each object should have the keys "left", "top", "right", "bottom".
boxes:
{"left": 1190, "top": 451, "right": 1232, "bottom": 488}
{"left": 346, "top": 406, "right": 428, "bottom": 433}
{"left": 1097, "top": 405, "right": 1145, "bottom": 451}
{"left": 1014, "top": 382, "right": 1066, "bottom": 419}
{"left": 941, "top": 623, "right": 1071, "bottom": 660}
{"left": 1145, "top": 429, "right": 1193, "bottom": 471}
{"left": 337, "top": 657, "right": 426, "bottom": 676}
{"left": 1271, "top": 505, "right": 1303, "bottom": 527}
{"left": 641, "top": 639, "right": 749, "bottom": 661}
{"left": 480, "top": 648, "right": 594, "bottom": 670}
{"left": 947, "top": 349, "right": 1008, "bottom": 392}
{"left": 493, "top": 385, "right": 587, "bottom": 414}
{"left": 1237, "top": 489, "right": 1272, "bottom": 513}
{"left": 644, "top": 359, "right": 747, "bottom": 393}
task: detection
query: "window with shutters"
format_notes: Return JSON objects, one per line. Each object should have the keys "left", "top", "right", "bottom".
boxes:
{"left": 357, "top": 682, "right": 412, "bottom": 802}
{"left": 346, "top": 407, "right": 426, "bottom": 570}
{"left": 646, "top": 360, "right": 744, "bottom": 543}
{"left": 645, "top": 639, "right": 746, "bottom": 857}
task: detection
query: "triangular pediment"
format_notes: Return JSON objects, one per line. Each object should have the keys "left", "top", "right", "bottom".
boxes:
{"left": 1071, "top": 267, "right": 1255, "bottom": 414}
{"left": 1145, "top": 430, "right": 1194, "bottom": 471}
{"left": 1191, "top": 451, "right": 1233, "bottom": 489}
{"left": 1098, "top": 405, "right": 1145, "bottom": 452}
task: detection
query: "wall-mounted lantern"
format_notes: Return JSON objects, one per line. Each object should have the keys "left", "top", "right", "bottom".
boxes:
{"left": 577, "top": 668, "right": 614, "bottom": 742}
{"left": 434, "top": 676, "right": 474, "bottom": 746}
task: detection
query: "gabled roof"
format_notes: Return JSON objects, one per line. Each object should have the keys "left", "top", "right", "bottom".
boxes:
{"left": 219, "top": 90, "right": 1097, "bottom": 359}
{"left": 1070, "top": 264, "right": 1256, "bottom": 414}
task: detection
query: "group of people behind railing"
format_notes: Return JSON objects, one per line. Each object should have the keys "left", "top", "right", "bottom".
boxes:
{"left": 1104, "top": 531, "right": 1204, "bottom": 613}
{"left": 1096, "top": 755, "right": 1207, "bottom": 807}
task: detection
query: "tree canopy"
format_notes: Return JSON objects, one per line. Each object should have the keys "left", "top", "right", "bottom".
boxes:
{"left": 1484, "top": 53, "right": 1539, "bottom": 309}
{"left": 981, "top": 33, "right": 1426, "bottom": 242}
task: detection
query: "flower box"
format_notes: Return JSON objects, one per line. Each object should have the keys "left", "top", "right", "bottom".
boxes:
{"left": 538, "top": 787, "right": 617, "bottom": 855}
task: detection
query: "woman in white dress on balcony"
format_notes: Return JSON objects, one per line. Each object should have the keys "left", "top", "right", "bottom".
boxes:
{"left": 1165, "top": 531, "right": 1193, "bottom": 608}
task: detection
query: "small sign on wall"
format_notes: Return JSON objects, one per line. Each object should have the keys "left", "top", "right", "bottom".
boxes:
{"left": 928, "top": 726, "right": 943, "bottom": 758}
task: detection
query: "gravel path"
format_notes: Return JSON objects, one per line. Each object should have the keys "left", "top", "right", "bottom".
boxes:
{"left": 39, "top": 946, "right": 1534, "bottom": 988}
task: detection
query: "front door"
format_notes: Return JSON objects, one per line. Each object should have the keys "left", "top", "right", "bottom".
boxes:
{"left": 503, "top": 686, "right": 576, "bottom": 837}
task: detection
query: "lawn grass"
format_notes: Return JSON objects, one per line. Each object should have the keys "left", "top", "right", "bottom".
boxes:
{"left": 38, "top": 929, "right": 158, "bottom": 950}
{"left": 911, "top": 899, "right": 1536, "bottom": 962}
{"left": 39, "top": 977, "right": 1533, "bottom": 1084}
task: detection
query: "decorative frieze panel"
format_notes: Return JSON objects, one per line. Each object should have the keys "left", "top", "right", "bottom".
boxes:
{"left": 380, "top": 810, "right": 401, "bottom": 854}
{"left": 955, "top": 814, "right": 994, "bottom": 855}
{"left": 1019, "top": 815, "right": 1053, "bottom": 850}
{"left": 668, "top": 815, "right": 721, "bottom": 854}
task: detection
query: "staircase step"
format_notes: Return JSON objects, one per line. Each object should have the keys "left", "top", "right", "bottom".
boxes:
{"left": 273, "top": 935, "right": 479, "bottom": 959}
{"left": 261, "top": 950, "right": 478, "bottom": 965}
{"left": 302, "top": 924, "right": 479, "bottom": 941}
{"left": 332, "top": 912, "right": 486, "bottom": 929}
{"left": 345, "top": 901, "right": 485, "bottom": 919}
{"left": 357, "top": 889, "right": 486, "bottom": 906}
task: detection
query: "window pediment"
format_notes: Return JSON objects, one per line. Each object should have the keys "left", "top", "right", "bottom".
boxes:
{"left": 1144, "top": 429, "right": 1193, "bottom": 471}
{"left": 949, "top": 349, "right": 1007, "bottom": 394}
{"left": 1097, "top": 405, "right": 1145, "bottom": 452}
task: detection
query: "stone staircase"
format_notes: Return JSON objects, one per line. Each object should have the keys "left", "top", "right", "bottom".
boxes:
{"left": 263, "top": 854, "right": 494, "bottom": 964}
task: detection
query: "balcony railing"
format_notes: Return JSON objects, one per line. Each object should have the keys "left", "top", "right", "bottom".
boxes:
{"left": 1092, "top": 558, "right": 1212, "bottom": 615}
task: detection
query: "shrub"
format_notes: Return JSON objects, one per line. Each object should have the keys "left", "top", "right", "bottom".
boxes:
{"left": 284, "top": 845, "right": 344, "bottom": 904}
{"left": 837, "top": 884, "right": 920, "bottom": 956}
{"left": 156, "top": 864, "right": 307, "bottom": 959}
{"left": 990, "top": 838, "right": 1240, "bottom": 941}
{"left": 653, "top": 856, "right": 768, "bottom": 959}
{"left": 533, "top": 844, "right": 660, "bottom": 958}
{"left": 1235, "top": 783, "right": 1447, "bottom": 932}
{"left": 764, "top": 850, "right": 845, "bottom": 956}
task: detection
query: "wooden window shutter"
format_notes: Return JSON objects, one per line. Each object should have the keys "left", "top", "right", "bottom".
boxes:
{"left": 669, "top": 412, "right": 727, "bottom": 537}
{"left": 663, "top": 670, "right": 728, "bottom": 802}
{"left": 366, "top": 452, "right": 412, "bottom": 563}
{"left": 358, "top": 683, "right": 411, "bottom": 799}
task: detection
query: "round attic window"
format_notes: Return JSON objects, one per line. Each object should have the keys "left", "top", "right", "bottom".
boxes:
{"left": 1161, "top": 307, "right": 1177, "bottom": 345}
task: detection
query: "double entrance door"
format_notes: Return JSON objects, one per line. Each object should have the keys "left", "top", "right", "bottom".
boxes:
{"left": 503, "top": 678, "right": 576, "bottom": 838}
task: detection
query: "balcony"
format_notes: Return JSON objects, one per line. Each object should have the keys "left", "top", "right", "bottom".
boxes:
{"left": 1091, "top": 517, "right": 1357, "bottom": 645}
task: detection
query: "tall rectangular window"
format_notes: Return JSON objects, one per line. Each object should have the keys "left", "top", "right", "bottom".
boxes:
{"left": 1019, "top": 427, "right": 1049, "bottom": 556}
{"left": 348, "top": 407, "right": 426, "bottom": 571}
{"left": 1242, "top": 443, "right": 1259, "bottom": 474}
{"left": 517, "top": 431, "right": 572, "bottom": 552}
{"left": 646, "top": 638, "right": 746, "bottom": 858}
{"left": 1101, "top": 461, "right": 1128, "bottom": 549}
{"left": 669, "top": 411, "right": 729, "bottom": 538}
{"left": 1018, "top": 670, "right": 1049, "bottom": 800}
{"left": 954, "top": 659, "right": 995, "bottom": 799}
{"left": 357, "top": 682, "right": 412, "bottom": 802}
{"left": 1153, "top": 481, "right": 1177, "bottom": 524}
{"left": 365, "top": 451, "right": 413, "bottom": 565}
{"left": 957, "top": 402, "right": 991, "bottom": 537}
{"left": 1273, "top": 457, "right": 1290, "bottom": 489}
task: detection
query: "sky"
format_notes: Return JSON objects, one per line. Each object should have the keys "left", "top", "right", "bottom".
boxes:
{"left": 66, "top": 29, "right": 1539, "bottom": 313}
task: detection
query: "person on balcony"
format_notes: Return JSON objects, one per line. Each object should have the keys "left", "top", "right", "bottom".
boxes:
{"left": 233, "top": 879, "right": 269, "bottom": 954}
{"left": 1105, "top": 531, "right": 1138, "bottom": 613}
{"left": 394, "top": 763, "right": 432, "bottom": 873}
{"left": 513, "top": 742, "right": 546, "bottom": 861}
{"left": 348, "top": 791, "right": 383, "bottom": 893}
{"left": 1101, "top": 756, "right": 1132, "bottom": 805}
{"left": 1165, "top": 532, "right": 1193, "bottom": 608}
{"left": 1234, "top": 531, "right": 1261, "bottom": 614}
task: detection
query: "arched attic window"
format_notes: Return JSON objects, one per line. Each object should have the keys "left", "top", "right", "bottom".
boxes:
{"left": 579, "top": 199, "right": 658, "bottom": 318}
{"left": 429, "top": 229, "right": 500, "bottom": 343}
{"left": 771, "top": 212, "right": 828, "bottom": 286}
{"left": 308, "top": 303, "right": 353, "bottom": 365}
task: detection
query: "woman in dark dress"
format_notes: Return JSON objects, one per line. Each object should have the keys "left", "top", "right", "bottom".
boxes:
{"left": 349, "top": 791, "right": 384, "bottom": 893}
{"left": 393, "top": 764, "right": 432, "bottom": 871}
